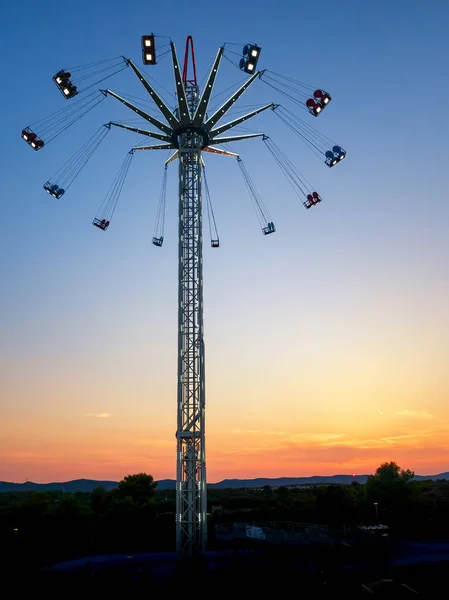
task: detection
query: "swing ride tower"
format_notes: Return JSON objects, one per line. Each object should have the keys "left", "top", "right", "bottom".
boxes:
{"left": 21, "top": 33, "right": 346, "bottom": 560}
{"left": 175, "top": 38, "right": 207, "bottom": 556}
{"left": 111, "top": 37, "right": 271, "bottom": 557}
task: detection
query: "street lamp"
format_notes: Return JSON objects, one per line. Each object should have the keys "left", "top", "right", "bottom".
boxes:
{"left": 374, "top": 502, "right": 379, "bottom": 522}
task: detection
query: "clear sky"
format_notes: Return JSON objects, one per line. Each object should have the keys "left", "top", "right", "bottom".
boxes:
{"left": 1, "top": 1, "right": 448, "bottom": 483}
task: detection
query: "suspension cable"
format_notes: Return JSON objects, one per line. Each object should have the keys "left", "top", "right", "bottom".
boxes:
{"left": 260, "top": 70, "right": 332, "bottom": 116}
{"left": 43, "top": 125, "right": 111, "bottom": 198}
{"left": 92, "top": 150, "right": 134, "bottom": 230}
{"left": 23, "top": 91, "right": 106, "bottom": 147}
{"left": 74, "top": 60, "right": 126, "bottom": 82}
{"left": 59, "top": 57, "right": 128, "bottom": 93}
{"left": 152, "top": 47, "right": 171, "bottom": 64}
{"left": 262, "top": 70, "right": 316, "bottom": 96}
{"left": 198, "top": 55, "right": 216, "bottom": 90}
{"left": 77, "top": 64, "right": 129, "bottom": 93}
{"left": 260, "top": 78, "right": 308, "bottom": 112}
{"left": 262, "top": 135, "right": 323, "bottom": 209}
{"left": 66, "top": 56, "right": 126, "bottom": 72}
{"left": 152, "top": 164, "right": 168, "bottom": 246}
{"left": 202, "top": 166, "right": 219, "bottom": 247}
{"left": 237, "top": 157, "right": 275, "bottom": 235}
{"left": 273, "top": 105, "right": 345, "bottom": 166}
{"left": 111, "top": 91, "right": 161, "bottom": 112}
{"left": 222, "top": 52, "right": 243, "bottom": 71}
{"left": 207, "top": 74, "right": 250, "bottom": 113}
{"left": 52, "top": 57, "right": 128, "bottom": 101}
{"left": 140, "top": 69, "right": 177, "bottom": 102}
{"left": 262, "top": 135, "right": 308, "bottom": 195}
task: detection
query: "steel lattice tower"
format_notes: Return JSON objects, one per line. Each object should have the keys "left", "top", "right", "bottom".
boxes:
{"left": 107, "top": 38, "right": 269, "bottom": 558}
{"left": 176, "top": 70, "right": 207, "bottom": 555}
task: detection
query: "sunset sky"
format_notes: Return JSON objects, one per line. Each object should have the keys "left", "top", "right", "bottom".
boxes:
{"left": 1, "top": 1, "right": 448, "bottom": 483}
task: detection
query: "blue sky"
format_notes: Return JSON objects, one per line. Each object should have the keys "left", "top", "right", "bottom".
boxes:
{"left": 1, "top": 1, "right": 448, "bottom": 482}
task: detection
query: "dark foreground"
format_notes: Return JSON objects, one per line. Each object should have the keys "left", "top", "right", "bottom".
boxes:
{"left": 9, "top": 539, "right": 449, "bottom": 596}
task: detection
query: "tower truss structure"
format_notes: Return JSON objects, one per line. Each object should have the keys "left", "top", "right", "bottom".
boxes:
{"left": 105, "top": 38, "right": 271, "bottom": 557}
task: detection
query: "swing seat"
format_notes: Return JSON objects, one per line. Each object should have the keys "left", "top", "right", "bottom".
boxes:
{"left": 92, "top": 218, "right": 110, "bottom": 231}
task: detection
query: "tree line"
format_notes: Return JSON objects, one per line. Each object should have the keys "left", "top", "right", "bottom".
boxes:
{"left": 1, "top": 462, "right": 448, "bottom": 574}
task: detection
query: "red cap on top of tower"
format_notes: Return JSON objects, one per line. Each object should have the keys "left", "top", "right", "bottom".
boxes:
{"left": 182, "top": 36, "right": 197, "bottom": 86}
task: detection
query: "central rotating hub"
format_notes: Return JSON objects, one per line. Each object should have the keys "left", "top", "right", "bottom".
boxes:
{"left": 171, "top": 125, "right": 210, "bottom": 150}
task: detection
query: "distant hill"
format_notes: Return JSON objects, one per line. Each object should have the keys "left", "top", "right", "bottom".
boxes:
{"left": 1, "top": 472, "right": 447, "bottom": 493}
{"left": 214, "top": 475, "right": 370, "bottom": 488}
{"left": 210, "top": 472, "right": 449, "bottom": 489}
{"left": 0, "top": 479, "right": 118, "bottom": 493}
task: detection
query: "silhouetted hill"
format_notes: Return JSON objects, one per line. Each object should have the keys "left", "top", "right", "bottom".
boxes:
{"left": 214, "top": 475, "right": 370, "bottom": 488}
{"left": 0, "top": 472, "right": 447, "bottom": 493}
{"left": 0, "top": 479, "right": 118, "bottom": 493}
{"left": 211, "top": 472, "right": 448, "bottom": 488}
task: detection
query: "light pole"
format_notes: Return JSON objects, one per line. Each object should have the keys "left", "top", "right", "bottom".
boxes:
{"left": 374, "top": 502, "right": 379, "bottom": 522}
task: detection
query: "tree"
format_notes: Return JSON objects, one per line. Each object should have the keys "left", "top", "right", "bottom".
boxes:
{"left": 316, "top": 484, "right": 355, "bottom": 526}
{"left": 53, "top": 494, "right": 83, "bottom": 518}
{"left": 117, "top": 473, "right": 157, "bottom": 506}
{"left": 365, "top": 461, "right": 414, "bottom": 515}
{"left": 262, "top": 485, "right": 273, "bottom": 497}
{"left": 91, "top": 486, "right": 113, "bottom": 516}
{"left": 19, "top": 492, "right": 54, "bottom": 520}
{"left": 369, "top": 461, "right": 414, "bottom": 486}
{"left": 275, "top": 486, "right": 292, "bottom": 504}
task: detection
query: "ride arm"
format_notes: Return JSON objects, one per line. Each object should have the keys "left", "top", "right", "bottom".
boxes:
{"left": 126, "top": 59, "right": 180, "bottom": 129}
{"left": 165, "top": 150, "right": 179, "bottom": 165}
{"left": 133, "top": 143, "right": 175, "bottom": 151}
{"left": 109, "top": 122, "right": 172, "bottom": 143}
{"left": 192, "top": 47, "right": 224, "bottom": 127}
{"left": 203, "top": 146, "right": 239, "bottom": 158}
{"left": 210, "top": 103, "right": 273, "bottom": 137}
{"left": 105, "top": 89, "right": 173, "bottom": 136}
{"left": 210, "top": 132, "right": 265, "bottom": 145}
{"left": 203, "top": 69, "right": 263, "bottom": 131}
{"left": 170, "top": 43, "right": 191, "bottom": 125}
